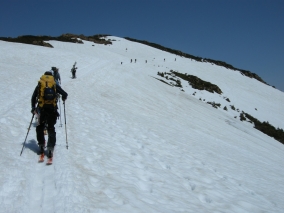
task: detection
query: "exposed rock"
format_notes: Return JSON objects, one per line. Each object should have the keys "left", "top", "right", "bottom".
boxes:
{"left": 0, "top": 33, "right": 112, "bottom": 47}
{"left": 171, "top": 71, "right": 223, "bottom": 94}
{"left": 32, "top": 40, "right": 53, "bottom": 47}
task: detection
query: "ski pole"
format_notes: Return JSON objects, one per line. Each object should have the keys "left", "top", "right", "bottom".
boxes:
{"left": 59, "top": 96, "right": 62, "bottom": 127}
{"left": 63, "top": 101, "right": 68, "bottom": 149}
{"left": 20, "top": 113, "right": 35, "bottom": 156}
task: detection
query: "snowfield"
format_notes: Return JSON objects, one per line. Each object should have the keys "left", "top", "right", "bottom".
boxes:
{"left": 0, "top": 36, "right": 284, "bottom": 213}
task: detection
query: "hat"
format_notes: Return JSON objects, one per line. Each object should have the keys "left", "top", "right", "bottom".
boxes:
{"left": 44, "top": 71, "right": 53, "bottom": 76}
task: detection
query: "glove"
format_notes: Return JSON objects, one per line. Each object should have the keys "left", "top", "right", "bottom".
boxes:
{"left": 31, "top": 107, "right": 35, "bottom": 114}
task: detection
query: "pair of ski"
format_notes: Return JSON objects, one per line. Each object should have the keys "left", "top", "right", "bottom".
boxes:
{"left": 38, "top": 153, "right": 53, "bottom": 165}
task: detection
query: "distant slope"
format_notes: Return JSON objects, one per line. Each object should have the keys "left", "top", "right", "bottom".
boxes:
{"left": 0, "top": 33, "right": 269, "bottom": 86}
{"left": 124, "top": 37, "right": 268, "bottom": 85}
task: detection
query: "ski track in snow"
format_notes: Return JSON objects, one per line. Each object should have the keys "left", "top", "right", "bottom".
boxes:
{"left": 0, "top": 37, "right": 284, "bottom": 213}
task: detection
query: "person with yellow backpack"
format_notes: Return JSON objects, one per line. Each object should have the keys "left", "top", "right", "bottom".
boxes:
{"left": 31, "top": 71, "right": 68, "bottom": 162}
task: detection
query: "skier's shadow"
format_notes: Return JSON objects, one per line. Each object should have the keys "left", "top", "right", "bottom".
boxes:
{"left": 24, "top": 139, "right": 39, "bottom": 154}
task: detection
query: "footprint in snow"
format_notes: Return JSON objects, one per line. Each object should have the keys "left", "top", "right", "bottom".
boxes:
{"left": 198, "top": 194, "right": 212, "bottom": 204}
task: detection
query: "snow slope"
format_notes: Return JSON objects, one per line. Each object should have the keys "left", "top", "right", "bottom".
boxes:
{"left": 0, "top": 37, "right": 284, "bottom": 213}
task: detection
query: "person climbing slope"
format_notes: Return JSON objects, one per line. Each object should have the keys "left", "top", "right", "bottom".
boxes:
{"left": 31, "top": 71, "right": 68, "bottom": 162}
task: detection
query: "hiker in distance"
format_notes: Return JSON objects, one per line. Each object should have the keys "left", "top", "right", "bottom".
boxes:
{"left": 51, "top": 67, "right": 61, "bottom": 85}
{"left": 31, "top": 71, "right": 68, "bottom": 159}
{"left": 51, "top": 67, "right": 62, "bottom": 104}
{"left": 71, "top": 63, "right": 77, "bottom": 79}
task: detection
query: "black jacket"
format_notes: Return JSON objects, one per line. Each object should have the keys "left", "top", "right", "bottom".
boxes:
{"left": 53, "top": 70, "right": 61, "bottom": 82}
{"left": 31, "top": 84, "right": 68, "bottom": 108}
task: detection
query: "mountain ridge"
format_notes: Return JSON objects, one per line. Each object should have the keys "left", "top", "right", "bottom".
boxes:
{"left": 0, "top": 33, "right": 270, "bottom": 87}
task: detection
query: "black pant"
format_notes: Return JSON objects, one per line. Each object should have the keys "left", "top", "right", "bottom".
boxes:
{"left": 72, "top": 71, "right": 76, "bottom": 78}
{"left": 36, "top": 107, "right": 58, "bottom": 149}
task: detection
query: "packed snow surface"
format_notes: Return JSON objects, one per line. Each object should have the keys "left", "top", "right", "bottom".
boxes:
{"left": 0, "top": 37, "right": 284, "bottom": 213}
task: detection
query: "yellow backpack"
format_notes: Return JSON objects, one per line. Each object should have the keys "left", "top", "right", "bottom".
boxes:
{"left": 37, "top": 74, "right": 57, "bottom": 108}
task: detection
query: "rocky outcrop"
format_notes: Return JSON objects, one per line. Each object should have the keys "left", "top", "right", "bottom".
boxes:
{"left": 32, "top": 40, "right": 53, "bottom": 47}
{"left": 0, "top": 33, "right": 112, "bottom": 47}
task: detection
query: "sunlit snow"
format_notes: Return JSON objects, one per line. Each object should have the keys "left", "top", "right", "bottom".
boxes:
{"left": 0, "top": 36, "right": 284, "bottom": 213}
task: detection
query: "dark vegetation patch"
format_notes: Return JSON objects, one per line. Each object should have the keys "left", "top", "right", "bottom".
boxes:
{"left": 125, "top": 37, "right": 268, "bottom": 86}
{"left": 157, "top": 70, "right": 222, "bottom": 94}
{"left": 243, "top": 113, "right": 284, "bottom": 144}
{"left": 157, "top": 71, "right": 182, "bottom": 88}
{"left": 224, "top": 97, "right": 230, "bottom": 102}
{"left": 239, "top": 112, "right": 247, "bottom": 121}
{"left": 0, "top": 33, "right": 112, "bottom": 48}
{"left": 152, "top": 77, "right": 172, "bottom": 86}
{"left": 207, "top": 102, "right": 221, "bottom": 109}
{"left": 170, "top": 71, "right": 222, "bottom": 94}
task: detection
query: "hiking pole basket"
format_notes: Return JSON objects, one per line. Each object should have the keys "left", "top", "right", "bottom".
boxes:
{"left": 20, "top": 113, "right": 35, "bottom": 156}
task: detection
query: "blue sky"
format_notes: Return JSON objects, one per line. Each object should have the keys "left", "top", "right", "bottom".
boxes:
{"left": 1, "top": 0, "right": 283, "bottom": 92}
